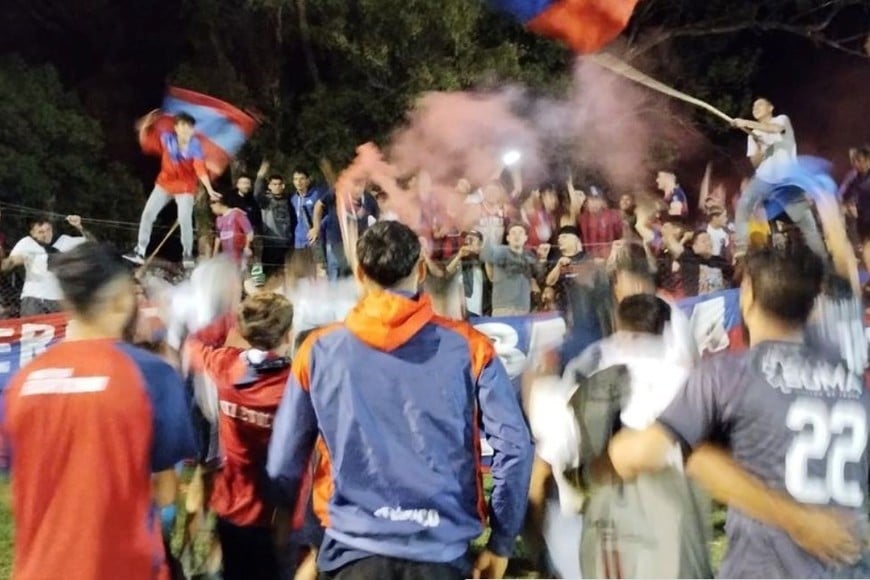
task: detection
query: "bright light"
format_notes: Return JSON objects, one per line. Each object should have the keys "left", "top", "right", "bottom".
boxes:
{"left": 502, "top": 150, "right": 521, "bottom": 166}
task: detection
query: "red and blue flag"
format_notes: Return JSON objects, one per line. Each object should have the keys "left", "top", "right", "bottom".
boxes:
{"left": 491, "top": 0, "right": 639, "bottom": 53}
{"left": 154, "top": 87, "right": 259, "bottom": 177}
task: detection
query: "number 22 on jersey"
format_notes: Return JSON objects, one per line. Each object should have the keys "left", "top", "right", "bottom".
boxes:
{"left": 785, "top": 399, "right": 868, "bottom": 508}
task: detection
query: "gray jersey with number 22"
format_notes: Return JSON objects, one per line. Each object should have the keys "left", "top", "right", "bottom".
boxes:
{"left": 658, "top": 341, "right": 870, "bottom": 579}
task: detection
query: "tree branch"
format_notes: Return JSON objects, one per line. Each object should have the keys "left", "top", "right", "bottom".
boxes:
{"left": 295, "top": 0, "right": 323, "bottom": 88}
{"left": 628, "top": 2, "right": 869, "bottom": 61}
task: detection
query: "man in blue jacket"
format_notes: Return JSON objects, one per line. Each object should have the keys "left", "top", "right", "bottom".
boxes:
{"left": 268, "top": 220, "right": 534, "bottom": 579}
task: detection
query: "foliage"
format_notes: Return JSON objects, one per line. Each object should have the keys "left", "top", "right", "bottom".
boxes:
{"left": 163, "top": 0, "right": 571, "bottom": 176}
{"left": 0, "top": 55, "right": 141, "bottom": 243}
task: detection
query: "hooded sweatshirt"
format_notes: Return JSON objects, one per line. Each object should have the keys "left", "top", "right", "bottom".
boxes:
{"left": 267, "top": 290, "right": 533, "bottom": 573}
{"left": 185, "top": 317, "right": 292, "bottom": 528}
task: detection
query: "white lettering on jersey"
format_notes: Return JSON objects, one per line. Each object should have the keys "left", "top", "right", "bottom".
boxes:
{"left": 21, "top": 368, "right": 108, "bottom": 395}
{"left": 761, "top": 350, "right": 863, "bottom": 398}
{"left": 219, "top": 400, "right": 274, "bottom": 428}
{"left": 785, "top": 399, "right": 868, "bottom": 507}
{"left": 373, "top": 506, "right": 441, "bottom": 528}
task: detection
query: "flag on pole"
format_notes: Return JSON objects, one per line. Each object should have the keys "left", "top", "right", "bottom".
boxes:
{"left": 154, "top": 87, "right": 259, "bottom": 177}
{"left": 491, "top": 0, "right": 639, "bottom": 53}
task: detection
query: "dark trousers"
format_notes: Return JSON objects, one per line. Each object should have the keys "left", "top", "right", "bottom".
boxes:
{"left": 217, "top": 518, "right": 281, "bottom": 580}
{"left": 319, "top": 556, "right": 465, "bottom": 580}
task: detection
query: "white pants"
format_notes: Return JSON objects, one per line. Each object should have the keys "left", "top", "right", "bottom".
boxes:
{"left": 136, "top": 185, "right": 195, "bottom": 257}
{"left": 544, "top": 498, "right": 583, "bottom": 579}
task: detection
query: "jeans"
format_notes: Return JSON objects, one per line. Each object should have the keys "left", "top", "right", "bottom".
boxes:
{"left": 325, "top": 241, "right": 350, "bottom": 281}
{"left": 734, "top": 178, "right": 826, "bottom": 258}
{"left": 136, "top": 185, "right": 195, "bottom": 257}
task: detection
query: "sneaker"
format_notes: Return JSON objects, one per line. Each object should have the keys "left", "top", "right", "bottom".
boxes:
{"left": 182, "top": 256, "right": 196, "bottom": 270}
{"left": 123, "top": 251, "right": 145, "bottom": 265}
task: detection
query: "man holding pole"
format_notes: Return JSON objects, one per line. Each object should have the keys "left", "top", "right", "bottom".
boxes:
{"left": 125, "top": 111, "right": 221, "bottom": 269}
{"left": 731, "top": 98, "right": 826, "bottom": 260}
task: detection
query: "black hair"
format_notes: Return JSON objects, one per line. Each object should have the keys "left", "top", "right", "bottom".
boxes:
{"left": 617, "top": 294, "right": 671, "bottom": 335}
{"left": 540, "top": 181, "right": 559, "bottom": 193}
{"left": 268, "top": 174, "right": 284, "bottom": 183}
{"left": 356, "top": 221, "right": 421, "bottom": 288}
{"left": 688, "top": 229, "right": 710, "bottom": 246}
{"left": 292, "top": 168, "right": 310, "bottom": 178}
{"left": 174, "top": 112, "right": 196, "bottom": 126}
{"left": 51, "top": 242, "right": 132, "bottom": 317}
{"left": 744, "top": 245, "right": 823, "bottom": 326}
{"left": 29, "top": 215, "right": 52, "bottom": 229}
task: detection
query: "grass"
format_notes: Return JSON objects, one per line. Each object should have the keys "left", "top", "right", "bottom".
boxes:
{"left": 0, "top": 476, "right": 727, "bottom": 579}
{"left": 0, "top": 477, "right": 12, "bottom": 579}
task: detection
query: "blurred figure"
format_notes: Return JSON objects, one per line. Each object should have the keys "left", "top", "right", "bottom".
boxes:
{"left": 655, "top": 171, "right": 689, "bottom": 218}
{"left": 839, "top": 146, "right": 870, "bottom": 271}
{"left": 185, "top": 293, "right": 299, "bottom": 580}
{"left": 4, "top": 242, "right": 196, "bottom": 580}
{"left": 210, "top": 197, "right": 254, "bottom": 269}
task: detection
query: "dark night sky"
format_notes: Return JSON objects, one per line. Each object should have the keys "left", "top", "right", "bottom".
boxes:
{"left": 757, "top": 35, "right": 870, "bottom": 178}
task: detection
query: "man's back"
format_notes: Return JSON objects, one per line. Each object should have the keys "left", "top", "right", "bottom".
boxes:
{"left": 307, "top": 297, "right": 493, "bottom": 558}
{"left": 662, "top": 342, "right": 870, "bottom": 578}
{"left": 269, "top": 290, "right": 533, "bottom": 574}
{"left": 4, "top": 339, "right": 194, "bottom": 580}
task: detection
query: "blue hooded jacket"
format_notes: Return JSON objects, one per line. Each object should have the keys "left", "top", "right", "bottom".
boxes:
{"left": 267, "top": 290, "right": 534, "bottom": 572}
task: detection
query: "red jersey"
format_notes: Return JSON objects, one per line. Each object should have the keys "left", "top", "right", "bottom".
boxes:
{"left": 186, "top": 321, "right": 289, "bottom": 528}
{"left": 522, "top": 206, "right": 556, "bottom": 248}
{"left": 577, "top": 207, "right": 624, "bottom": 260}
{"left": 3, "top": 339, "right": 196, "bottom": 580}
{"left": 216, "top": 208, "right": 253, "bottom": 263}
{"left": 140, "top": 128, "right": 208, "bottom": 195}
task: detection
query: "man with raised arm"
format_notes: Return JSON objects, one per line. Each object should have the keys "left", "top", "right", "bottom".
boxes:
{"left": 731, "top": 98, "right": 825, "bottom": 259}
{"left": 125, "top": 111, "right": 221, "bottom": 269}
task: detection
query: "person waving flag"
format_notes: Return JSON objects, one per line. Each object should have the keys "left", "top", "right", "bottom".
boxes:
{"left": 125, "top": 88, "right": 258, "bottom": 269}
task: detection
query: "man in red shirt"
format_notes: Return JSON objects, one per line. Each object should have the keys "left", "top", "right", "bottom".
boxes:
{"left": 126, "top": 112, "right": 221, "bottom": 269}
{"left": 210, "top": 197, "right": 254, "bottom": 268}
{"left": 185, "top": 292, "right": 298, "bottom": 580}
{"left": 577, "top": 187, "right": 624, "bottom": 261}
{"left": 3, "top": 242, "right": 197, "bottom": 580}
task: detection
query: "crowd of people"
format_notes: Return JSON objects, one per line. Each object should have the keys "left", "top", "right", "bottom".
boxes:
{"left": 1, "top": 95, "right": 870, "bottom": 580}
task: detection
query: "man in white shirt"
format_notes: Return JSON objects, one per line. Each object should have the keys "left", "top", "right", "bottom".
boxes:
{"left": 705, "top": 207, "right": 731, "bottom": 257}
{"left": 731, "top": 98, "right": 825, "bottom": 259}
{"left": 1, "top": 215, "right": 89, "bottom": 316}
